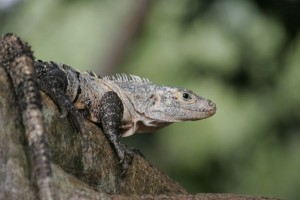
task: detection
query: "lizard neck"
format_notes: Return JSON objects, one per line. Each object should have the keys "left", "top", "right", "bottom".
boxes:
{"left": 105, "top": 81, "right": 172, "bottom": 137}
{"left": 103, "top": 81, "right": 139, "bottom": 137}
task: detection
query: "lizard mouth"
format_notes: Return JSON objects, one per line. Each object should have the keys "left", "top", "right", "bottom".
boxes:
{"left": 188, "top": 107, "right": 216, "bottom": 119}
{"left": 162, "top": 105, "right": 216, "bottom": 121}
{"left": 169, "top": 105, "right": 216, "bottom": 113}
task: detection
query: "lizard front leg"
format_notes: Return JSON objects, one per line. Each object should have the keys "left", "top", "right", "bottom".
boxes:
{"left": 36, "top": 61, "right": 89, "bottom": 151}
{"left": 98, "top": 91, "right": 135, "bottom": 174}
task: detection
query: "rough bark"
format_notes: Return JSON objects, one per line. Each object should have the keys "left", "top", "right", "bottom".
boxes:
{"left": 0, "top": 66, "right": 278, "bottom": 200}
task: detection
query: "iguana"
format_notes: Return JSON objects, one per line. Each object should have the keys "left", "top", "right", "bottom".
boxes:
{"left": 0, "top": 33, "right": 216, "bottom": 200}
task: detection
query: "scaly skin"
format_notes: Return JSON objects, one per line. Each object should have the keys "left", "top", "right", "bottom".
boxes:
{"left": 35, "top": 60, "right": 216, "bottom": 173}
{"left": 0, "top": 34, "right": 56, "bottom": 200}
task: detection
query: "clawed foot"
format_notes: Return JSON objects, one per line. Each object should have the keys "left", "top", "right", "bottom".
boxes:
{"left": 52, "top": 93, "right": 90, "bottom": 152}
{"left": 63, "top": 110, "right": 90, "bottom": 152}
{"left": 115, "top": 143, "right": 142, "bottom": 175}
{"left": 129, "top": 147, "right": 145, "bottom": 158}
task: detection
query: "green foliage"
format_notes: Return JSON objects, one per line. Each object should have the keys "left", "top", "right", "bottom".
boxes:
{"left": 124, "top": 1, "right": 300, "bottom": 199}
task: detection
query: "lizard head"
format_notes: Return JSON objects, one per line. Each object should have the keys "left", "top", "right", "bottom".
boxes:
{"left": 143, "top": 86, "right": 216, "bottom": 122}
{"left": 107, "top": 75, "right": 216, "bottom": 136}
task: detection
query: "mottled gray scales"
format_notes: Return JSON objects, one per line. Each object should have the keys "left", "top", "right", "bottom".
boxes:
{"left": 98, "top": 91, "right": 133, "bottom": 173}
{"left": 33, "top": 59, "right": 216, "bottom": 172}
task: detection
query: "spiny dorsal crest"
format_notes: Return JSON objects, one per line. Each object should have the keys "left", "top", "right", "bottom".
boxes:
{"left": 103, "top": 74, "right": 152, "bottom": 84}
{"left": 83, "top": 70, "right": 98, "bottom": 77}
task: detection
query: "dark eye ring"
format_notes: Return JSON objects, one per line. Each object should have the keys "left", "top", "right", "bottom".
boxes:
{"left": 182, "top": 92, "right": 191, "bottom": 100}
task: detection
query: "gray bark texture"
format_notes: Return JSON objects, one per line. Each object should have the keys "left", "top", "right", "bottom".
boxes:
{"left": 0, "top": 66, "right": 278, "bottom": 200}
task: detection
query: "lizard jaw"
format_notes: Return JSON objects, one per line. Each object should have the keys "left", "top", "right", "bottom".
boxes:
{"left": 121, "top": 118, "right": 172, "bottom": 137}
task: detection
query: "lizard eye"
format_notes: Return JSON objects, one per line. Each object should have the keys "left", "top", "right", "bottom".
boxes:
{"left": 176, "top": 90, "right": 196, "bottom": 102}
{"left": 182, "top": 92, "right": 191, "bottom": 100}
{"left": 181, "top": 92, "right": 194, "bottom": 102}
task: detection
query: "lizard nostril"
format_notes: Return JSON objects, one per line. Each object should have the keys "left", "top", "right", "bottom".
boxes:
{"left": 208, "top": 100, "right": 216, "bottom": 108}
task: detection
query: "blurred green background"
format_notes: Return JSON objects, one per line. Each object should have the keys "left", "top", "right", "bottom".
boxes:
{"left": 1, "top": 0, "right": 300, "bottom": 199}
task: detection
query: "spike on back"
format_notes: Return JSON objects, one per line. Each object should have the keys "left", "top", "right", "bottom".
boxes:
{"left": 103, "top": 74, "right": 152, "bottom": 84}
{"left": 85, "top": 71, "right": 97, "bottom": 77}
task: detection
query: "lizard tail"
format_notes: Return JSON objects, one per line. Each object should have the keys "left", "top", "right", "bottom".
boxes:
{"left": 0, "top": 33, "right": 56, "bottom": 200}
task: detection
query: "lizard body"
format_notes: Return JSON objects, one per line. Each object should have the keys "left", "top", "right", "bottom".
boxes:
{"left": 35, "top": 60, "right": 216, "bottom": 174}
{"left": 36, "top": 61, "right": 216, "bottom": 137}
{"left": 1, "top": 33, "right": 216, "bottom": 200}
